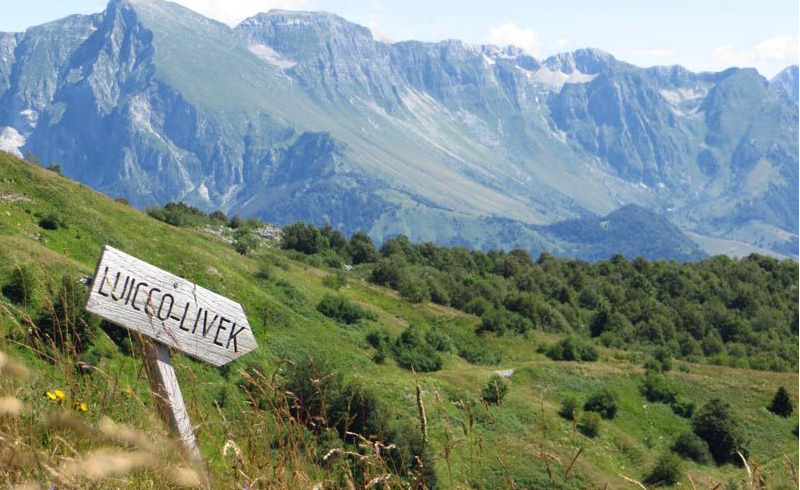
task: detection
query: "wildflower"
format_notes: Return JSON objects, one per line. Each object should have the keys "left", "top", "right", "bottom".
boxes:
{"left": 123, "top": 386, "right": 133, "bottom": 397}
{"left": 46, "top": 389, "right": 66, "bottom": 402}
{"left": 75, "top": 401, "right": 88, "bottom": 412}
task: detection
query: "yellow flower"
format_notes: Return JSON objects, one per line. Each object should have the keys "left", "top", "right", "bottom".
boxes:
{"left": 46, "top": 389, "right": 66, "bottom": 402}
{"left": 123, "top": 386, "right": 133, "bottom": 397}
{"left": 75, "top": 401, "right": 88, "bottom": 412}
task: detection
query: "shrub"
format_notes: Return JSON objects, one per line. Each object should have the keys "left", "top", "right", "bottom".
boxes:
{"left": 233, "top": 230, "right": 260, "bottom": 255}
{"left": 322, "top": 269, "right": 347, "bottom": 291}
{"left": 425, "top": 328, "right": 451, "bottom": 352}
{"left": 644, "top": 453, "right": 683, "bottom": 486}
{"left": 37, "top": 212, "right": 66, "bottom": 230}
{"left": 229, "top": 214, "right": 245, "bottom": 229}
{"left": 348, "top": 232, "right": 379, "bottom": 264}
{"left": 692, "top": 398, "right": 748, "bottom": 465}
{"left": 145, "top": 201, "right": 207, "bottom": 227}
{"left": 481, "top": 374, "right": 509, "bottom": 405}
{"left": 767, "top": 386, "right": 793, "bottom": 417}
{"left": 558, "top": 396, "right": 580, "bottom": 421}
{"left": 545, "top": 337, "right": 598, "bottom": 362}
{"left": 366, "top": 329, "right": 391, "bottom": 364}
{"left": 456, "top": 339, "right": 501, "bottom": 365}
{"left": 398, "top": 276, "right": 430, "bottom": 303}
{"left": 670, "top": 397, "right": 695, "bottom": 418}
{"left": 463, "top": 297, "right": 491, "bottom": 316}
{"left": 281, "top": 222, "right": 327, "bottom": 255}
{"left": 584, "top": 388, "right": 619, "bottom": 419}
{"left": 640, "top": 371, "right": 678, "bottom": 404}
{"left": 370, "top": 256, "right": 407, "bottom": 288}
{"left": 671, "top": 430, "right": 712, "bottom": 464}
{"left": 392, "top": 325, "right": 442, "bottom": 372}
{"left": 317, "top": 295, "right": 377, "bottom": 324}
{"left": 577, "top": 411, "right": 601, "bottom": 437}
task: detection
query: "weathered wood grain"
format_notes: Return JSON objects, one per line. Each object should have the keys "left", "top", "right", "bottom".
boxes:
{"left": 84, "top": 245, "right": 258, "bottom": 366}
{"left": 141, "top": 338, "right": 200, "bottom": 458}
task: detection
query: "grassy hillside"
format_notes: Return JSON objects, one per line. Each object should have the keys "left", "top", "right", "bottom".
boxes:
{"left": 0, "top": 152, "right": 797, "bottom": 490}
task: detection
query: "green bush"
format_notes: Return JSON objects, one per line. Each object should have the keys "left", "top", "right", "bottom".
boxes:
{"left": 767, "top": 386, "right": 793, "bottom": 417}
{"left": 456, "top": 338, "right": 502, "bottom": 366}
{"left": 545, "top": 337, "right": 598, "bottom": 362}
{"left": 671, "top": 430, "right": 712, "bottom": 464}
{"left": 424, "top": 328, "right": 451, "bottom": 352}
{"left": 281, "top": 222, "right": 327, "bottom": 255}
{"left": 558, "top": 396, "right": 580, "bottom": 421}
{"left": 644, "top": 453, "right": 683, "bottom": 486}
{"left": 398, "top": 276, "right": 430, "bottom": 303}
{"left": 348, "top": 232, "right": 379, "bottom": 264}
{"left": 145, "top": 201, "right": 207, "bottom": 228}
{"left": 322, "top": 269, "right": 347, "bottom": 291}
{"left": 692, "top": 398, "right": 748, "bottom": 465}
{"left": 670, "top": 397, "right": 695, "bottom": 418}
{"left": 233, "top": 230, "right": 260, "bottom": 255}
{"left": 481, "top": 374, "right": 509, "bottom": 405}
{"left": 37, "top": 211, "right": 66, "bottom": 230}
{"left": 584, "top": 388, "right": 619, "bottom": 419}
{"left": 316, "top": 295, "right": 377, "bottom": 324}
{"left": 392, "top": 325, "right": 442, "bottom": 372}
{"left": 640, "top": 371, "right": 678, "bottom": 404}
{"left": 577, "top": 411, "right": 601, "bottom": 438}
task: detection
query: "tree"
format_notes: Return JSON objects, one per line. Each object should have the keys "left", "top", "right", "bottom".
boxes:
{"left": 584, "top": 388, "right": 619, "bottom": 419}
{"left": 281, "top": 222, "right": 327, "bottom": 254}
{"left": 229, "top": 214, "right": 245, "bottom": 229}
{"left": 692, "top": 398, "right": 748, "bottom": 465}
{"left": 348, "top": 232, "right": 379, "bottom": 264}
{"left": 767, "top": 386, "right": 793, "bottom": 417}
{"left": 481, "top": 374, "right": 509, "bottom": 405}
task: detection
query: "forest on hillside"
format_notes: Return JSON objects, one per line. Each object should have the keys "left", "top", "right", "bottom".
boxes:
{"left": 147, "top": 204, "right": 799, "bottom": 373}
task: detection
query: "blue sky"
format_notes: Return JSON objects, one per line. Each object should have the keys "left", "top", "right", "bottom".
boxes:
{"left": 1, "top": 0, "right": 797, "bottom": 76}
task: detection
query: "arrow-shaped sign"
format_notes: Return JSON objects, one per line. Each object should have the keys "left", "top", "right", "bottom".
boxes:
{"left": 85, "top": 245, "right": 257, "bottom": 366}
{"left": 84, "top": 245, "right": 259, "bottom": 457}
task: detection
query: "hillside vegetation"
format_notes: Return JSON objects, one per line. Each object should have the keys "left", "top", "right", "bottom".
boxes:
{"left": 0, "top": 152, "right": 797, "bottom": 490}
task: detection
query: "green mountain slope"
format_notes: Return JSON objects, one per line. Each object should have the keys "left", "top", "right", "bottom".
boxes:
{"left": 0, "top": 152, "right": 797, "bottom": 489}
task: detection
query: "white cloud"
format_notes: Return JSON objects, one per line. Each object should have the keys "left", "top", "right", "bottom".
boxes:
{"left": 713, "top": 35, "right": 799, "bottom": 77}
{"left": 488, "top": 22, "right": 543, "bottom": 56}
{"left": 171, "top": 0, "right": 309, "bottom": 26}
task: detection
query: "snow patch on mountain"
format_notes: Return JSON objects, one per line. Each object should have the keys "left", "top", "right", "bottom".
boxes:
{"left": 521, "top": 66, "right": 596, "bottom": 89}
{"left": 0, "top": 127, "right": 25, "bottom": 157}
{"left": 248, "top": 43, "right": 297, "bottom": 69}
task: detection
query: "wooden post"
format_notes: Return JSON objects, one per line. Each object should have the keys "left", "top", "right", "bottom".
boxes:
{"left": 140, "top": 338, "right": 200, "bottom": 459}
{"left": 83, "top": 245, "right": 259, "bottom": 457}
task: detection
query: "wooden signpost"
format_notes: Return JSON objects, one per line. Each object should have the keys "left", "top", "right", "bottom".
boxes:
{"left": 84, "top": 245, "right": 258, "bottom": 454}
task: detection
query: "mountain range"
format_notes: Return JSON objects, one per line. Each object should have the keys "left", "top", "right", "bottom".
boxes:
{"left": 0, "top": 0, "right": 796, "bottom": 260}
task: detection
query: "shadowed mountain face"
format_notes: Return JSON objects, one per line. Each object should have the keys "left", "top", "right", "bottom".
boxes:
{"left": 0, "top": 0, "right": 796, "bottom": 260}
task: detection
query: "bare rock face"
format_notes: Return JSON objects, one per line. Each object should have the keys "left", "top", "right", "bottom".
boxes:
{"left": 0, "top": 0, "right": 796, "bottom": 259}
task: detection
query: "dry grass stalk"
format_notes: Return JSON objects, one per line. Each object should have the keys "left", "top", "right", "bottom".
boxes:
{"left": 0, "top": 351, "right": 30, "bottom": 379}
{"left": 0, "top": 396, "right": 23, "bottom": 416}
{"left": 59, "top": 448, "right": 158, "bottom": 480}
{"left": 619, "top": 473, "right": 648, "bottom": 489}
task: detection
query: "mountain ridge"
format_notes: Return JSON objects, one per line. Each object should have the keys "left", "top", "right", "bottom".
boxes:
{"left": 0, "top": 0, "right": 796, "bottom": 260}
